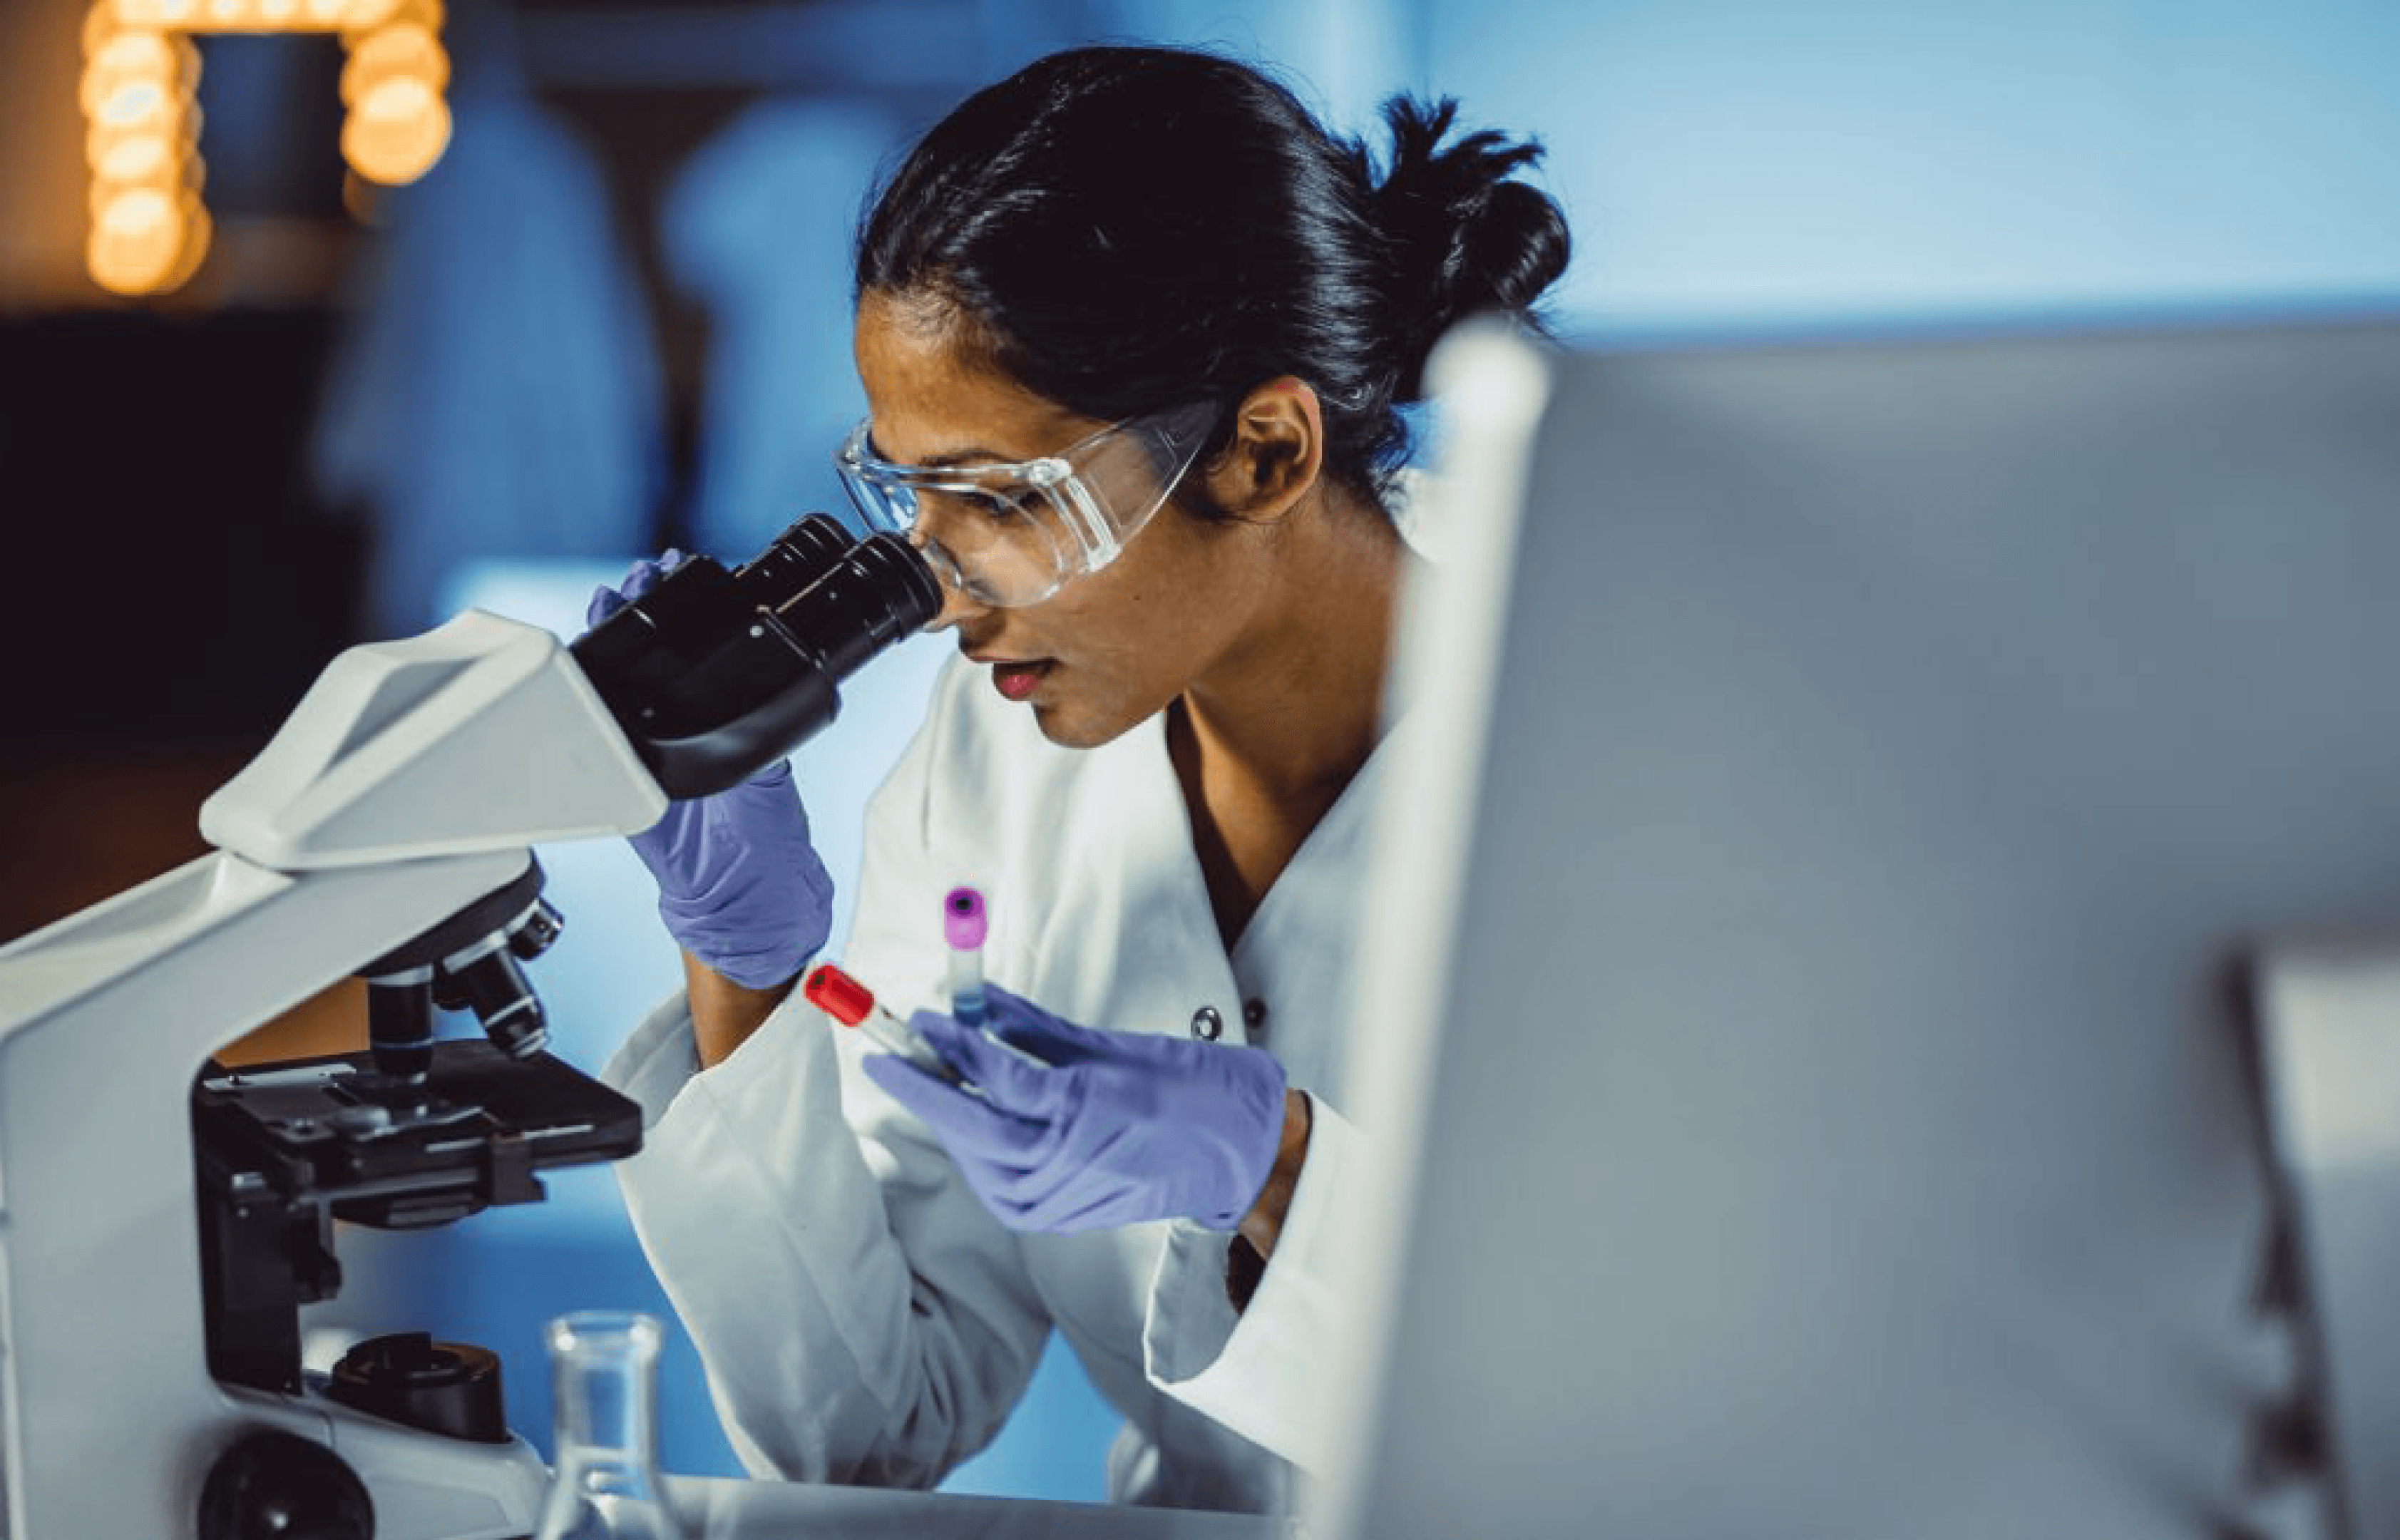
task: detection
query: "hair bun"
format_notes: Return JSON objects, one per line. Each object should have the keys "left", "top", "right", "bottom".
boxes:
{"left": 1370, "top": 96, "right": 1571, "bottom": 399}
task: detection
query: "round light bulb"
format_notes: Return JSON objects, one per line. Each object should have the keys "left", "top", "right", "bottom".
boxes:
{"left": 378, "top": 0, "right": 443, "bottom": 30}
{"left": 78, "top": 53, "right": 180, "bottom": 121}
{"left": 85, "top": 108, "right": 193, "bottom": 172}
{"left": 93, "top": 78, "right": 174, "bottom": 133}
{"left": 342, "top": 75, "right": 450, "bottom": 185}
{"left": 92, "top": 130, "right": 176, "bottom": 186}
{"left": 79, "top": 68, "right": 155, "bottom": 123}
{"left": 88, "top": 29, "right": 173, "bottom": 80}
{"left": 88, "top": 185, "right": 185, "bottom": 294}
{"left": 339, "top": 21, "right": 447, "bottom": 105}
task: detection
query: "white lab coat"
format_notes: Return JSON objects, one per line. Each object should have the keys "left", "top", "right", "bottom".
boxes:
{"left": 602, "top": 649, "right": 1394, "bottom": 1513}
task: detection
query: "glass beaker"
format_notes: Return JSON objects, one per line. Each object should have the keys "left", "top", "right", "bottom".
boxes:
{"left": 529, "top": 1310, "right": 688, "bottom": 1540}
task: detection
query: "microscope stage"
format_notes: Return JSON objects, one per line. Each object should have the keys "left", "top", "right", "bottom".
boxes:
{"left": 194, "top": 1040, "right": 643, "bottom": 1228}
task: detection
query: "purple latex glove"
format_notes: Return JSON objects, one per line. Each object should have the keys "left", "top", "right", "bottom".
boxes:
{"left": 588, "top": 553, "right": 834, "bottom": 990}
{"left": 861, "top": 985, "right": 1288, "bottom": 1234}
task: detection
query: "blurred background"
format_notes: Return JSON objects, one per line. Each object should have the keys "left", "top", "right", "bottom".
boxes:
{"left": 2, "top": 0, "right": 2396, "bottom": 1502}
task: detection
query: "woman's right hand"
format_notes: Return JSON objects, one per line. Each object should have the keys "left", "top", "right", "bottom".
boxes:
{"left": 589, "top": 555, "right": 836, "bottom": 996}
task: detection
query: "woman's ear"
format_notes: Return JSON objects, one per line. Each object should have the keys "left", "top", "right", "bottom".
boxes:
{"left": 1200, "top": 377, "right": 1323, "bottom": 524}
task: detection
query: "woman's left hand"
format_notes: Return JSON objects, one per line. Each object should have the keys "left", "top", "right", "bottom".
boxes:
{"left": 862, "top": 985, "right": 1288, "bottom": 1236}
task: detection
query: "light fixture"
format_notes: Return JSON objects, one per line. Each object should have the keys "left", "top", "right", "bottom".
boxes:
{"left": 80, "top": 0, "right": 452, "bottom": 297}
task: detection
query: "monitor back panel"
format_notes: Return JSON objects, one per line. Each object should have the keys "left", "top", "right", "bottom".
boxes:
{"left": 1342, "top": 317, "right": 2400, "bottom": 1539}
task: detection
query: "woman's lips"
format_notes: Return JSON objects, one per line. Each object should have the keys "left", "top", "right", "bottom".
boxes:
{"left": 990, "top": 659, "right": 1052, "bottom": 701}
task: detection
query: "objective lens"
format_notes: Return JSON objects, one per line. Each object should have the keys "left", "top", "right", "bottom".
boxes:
{"left": 508, "top": 898, "right": 564, "bottom": 960}
{"left": 365, "top": 972, "right": 436, "bottom": 1081}
{"left": 442, "top": 946, "right": 548, "bottom": 1059}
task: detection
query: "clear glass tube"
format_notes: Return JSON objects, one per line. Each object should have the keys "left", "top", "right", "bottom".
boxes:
{"left": 529, "top": 1310, "right": 688, "bottom": 1540}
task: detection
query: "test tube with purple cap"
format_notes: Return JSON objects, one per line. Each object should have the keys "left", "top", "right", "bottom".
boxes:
{"left": 944, "top": 887, "right": 988, "bottom": 1030}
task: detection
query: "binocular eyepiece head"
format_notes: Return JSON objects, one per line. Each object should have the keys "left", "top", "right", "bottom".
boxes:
{"left": 570, "top": 514, "right": 942, "bottom": 799}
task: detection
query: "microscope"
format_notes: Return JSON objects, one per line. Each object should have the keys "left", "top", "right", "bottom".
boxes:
{"left": 0, "top": 517, "right": 938, "bottom": 1540}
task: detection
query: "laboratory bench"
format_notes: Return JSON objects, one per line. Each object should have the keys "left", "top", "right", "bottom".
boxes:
{"left": 653, "top": 1476, "right": 1296, "bottom": 1538}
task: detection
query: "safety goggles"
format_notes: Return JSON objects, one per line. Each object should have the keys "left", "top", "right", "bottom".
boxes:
{"left": 834, "top": 404, "right": 1217, "bottom": 608}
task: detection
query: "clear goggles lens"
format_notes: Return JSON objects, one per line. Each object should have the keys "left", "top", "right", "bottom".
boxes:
{"left": 834, "top": 404, "right": 1216, "bottom": 607}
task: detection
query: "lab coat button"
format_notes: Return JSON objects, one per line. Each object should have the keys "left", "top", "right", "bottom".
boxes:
{"left": 1243, "top": 997, "right": 1268, "bottom": 1029}
{"left": 1190, "top": 1005, "right": 1224, "bottom": 1041}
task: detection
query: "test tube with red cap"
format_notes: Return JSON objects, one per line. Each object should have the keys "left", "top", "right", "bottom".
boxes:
{"left": 801, "top": 962, "right": 964, "bottom": 1087}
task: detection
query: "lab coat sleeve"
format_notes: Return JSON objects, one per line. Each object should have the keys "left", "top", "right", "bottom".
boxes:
{"left": 1139, "top": 1092, "right": 1363, "bottom": 1470}
{"left": 600, "top": 682, "right": 1052, "bottom": 1488}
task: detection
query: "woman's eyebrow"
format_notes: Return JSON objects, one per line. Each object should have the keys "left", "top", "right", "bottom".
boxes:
{"left": 919, "top": 447, "right": 1011, "bottom": 469}
{"left": 866, "top": 430, "right": 1012, "bottom": 471}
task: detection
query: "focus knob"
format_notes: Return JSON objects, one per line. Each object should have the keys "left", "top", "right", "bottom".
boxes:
{"left": 197, "top": 1428, "right": 373, "bottom": 1540}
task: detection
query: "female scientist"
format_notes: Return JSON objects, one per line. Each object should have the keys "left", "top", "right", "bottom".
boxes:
{"left": 598, "top": 43, "right": 1570, "bottom": 1513}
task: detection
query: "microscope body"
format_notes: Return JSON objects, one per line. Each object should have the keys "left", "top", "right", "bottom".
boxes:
{"left": 0, "top": 612, "right": 661, "bottom": 1539}
{"left": 0, "top": 520, "right": 938, "bottom": 1539}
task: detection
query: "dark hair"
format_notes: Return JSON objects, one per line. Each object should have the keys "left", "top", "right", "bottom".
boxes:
{"left": 854, "top": 44, "right": 1571, "bottom": 510}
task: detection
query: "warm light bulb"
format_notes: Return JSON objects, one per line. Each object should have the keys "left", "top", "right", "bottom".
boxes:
{"left": 79, "top": 70, "right": 148, "bottom": 122}
{"left": 374, "top": 0, "right": 442, "bottom": 31}
{"left": 103, "top": 185, "right": 177, "bottom": 230}
{"left": 87, "top": 28, "right": 173, "bottom": 79}
{"left": 91, "top": 130, "right": 177, "bottom": 185}
{"left": 342, "top": 0, "right": 402, "bottom": 29}
{"left": 342, "top": 74, "right": 449, "bottom": 184}
{"left": 79, "top": 48, "right": 180, "bottom": 120}
{"left": 93, "top": 78, "right": 177, "bottom": 133}
{"left": 339, "top": 20, "right": 446, "bottom": 104}
{"left": 91, "top": 110, "right": 198, "bottom": 173}
{"left": 205, "top": 0, "right": 247, "bottom": 24}
{"left": 88, "top": 185, "right": 185, "bottom": 294}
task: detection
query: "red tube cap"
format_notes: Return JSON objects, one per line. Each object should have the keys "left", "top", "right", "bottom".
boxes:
{"left": 801, "top": 962, "right": 873, "bottom": 1027}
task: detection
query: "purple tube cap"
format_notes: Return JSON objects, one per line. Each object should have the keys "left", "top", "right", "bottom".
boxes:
{"left": 944, "top": 886, "right": 987, "bottom": 949}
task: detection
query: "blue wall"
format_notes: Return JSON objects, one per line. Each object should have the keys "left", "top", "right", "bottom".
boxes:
{"left": 1418, "top": 0, "right": 2400, "bottom": 332}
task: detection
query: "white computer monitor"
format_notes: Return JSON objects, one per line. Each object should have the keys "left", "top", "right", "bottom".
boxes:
{"left": 1320, "top": 312, "right": 2400, "bottom": 1539}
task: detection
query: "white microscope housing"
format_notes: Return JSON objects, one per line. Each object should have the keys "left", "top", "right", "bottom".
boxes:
{"left": 0, "top": 516, "right": 938, "bottom": 1539}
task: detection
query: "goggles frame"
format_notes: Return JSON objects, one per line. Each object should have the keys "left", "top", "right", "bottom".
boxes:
{"left": 834, "top": 404, "right": 1217, "bottom": 607}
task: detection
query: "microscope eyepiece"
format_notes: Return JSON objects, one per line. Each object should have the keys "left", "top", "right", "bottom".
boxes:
{"left": 570, "top": 521, "right": 940, "bottom": 799}
{"left": 732, "top": 512, "right": 858, "bottom": 605}
{"left": 770, "top": 528, "right": 945, "bottom": 678}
